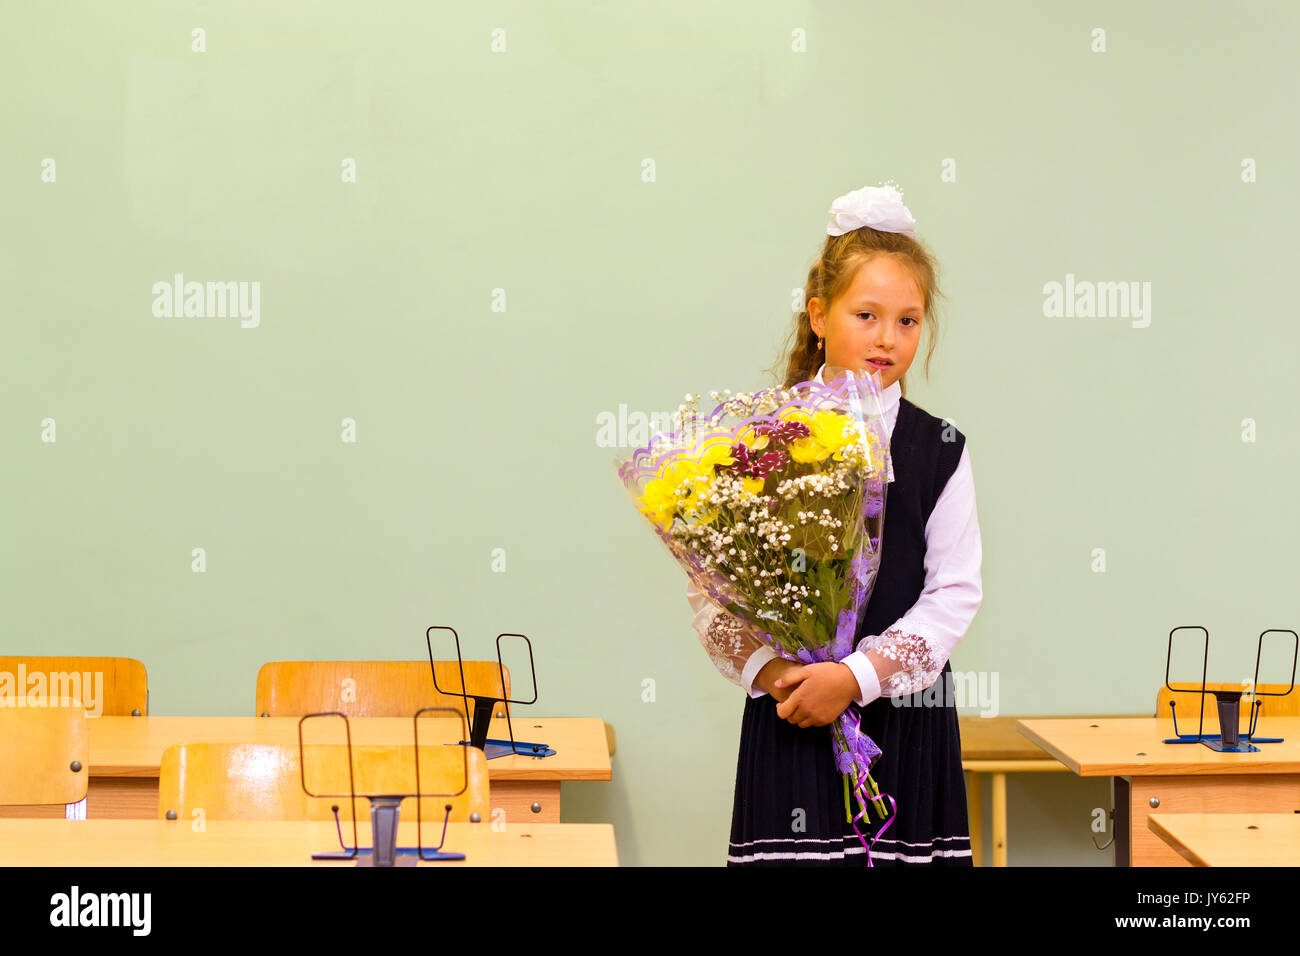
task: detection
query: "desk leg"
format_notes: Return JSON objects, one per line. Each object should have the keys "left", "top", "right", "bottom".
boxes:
{"left": 966, "top": 772, "right": 983, "bottom": 867}
{"left": 1113, "top": 776, "right": 1130, "bottom": 867}
{"left": 992, "top": 773, "right": 1007, "bottom": 867}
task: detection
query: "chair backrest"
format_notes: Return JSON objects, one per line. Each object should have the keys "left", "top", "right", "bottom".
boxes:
{"left": 1155, "top": 682, "right": 1300, "bottom": 722}
{"left": 157, "top": 742, "right": 489, "bottom": 823}
{"left": 0, "top": 656, "right": 148, "bottom": 716}
{"left": 254, "top": 660, "right": 513, "bottom": 718}
{"left": 0, "top": 701, "right": 90, "bottom": 806}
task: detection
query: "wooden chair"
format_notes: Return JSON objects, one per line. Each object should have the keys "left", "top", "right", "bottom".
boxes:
{"left": 158, "top": 742, "right": 489, "bottom": 824}
{"left": 0, "top": 701, "right": 89, "bottom": 813}
{"left": 254, "top": 660, "right": 618, "bottom": 757}
{"left": 0, "top": 656, "right": 148, "bottom": 716}
{"left": 255, "top": 660, "right": 513, "bottom": 719}
{"left": 1156, "top": 681, "right": 1300, "bottom": 727}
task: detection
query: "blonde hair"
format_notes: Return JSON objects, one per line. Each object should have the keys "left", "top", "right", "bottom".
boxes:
{"left": 768, "top": 227, "right": 946, "bottom": 399}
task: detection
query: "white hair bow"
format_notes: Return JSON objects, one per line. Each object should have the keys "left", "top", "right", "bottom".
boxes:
{"left": 827, "top": 182, "right": 917, "bottom": 238}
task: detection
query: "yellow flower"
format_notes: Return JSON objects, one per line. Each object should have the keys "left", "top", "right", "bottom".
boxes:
{"left": 637, "top": 459, "right": 700, "bottom": 531}
{"left": 786, "top": 409, "right": 862, "bottom": 464}
{"left": 672, "top": 439, "right": 735, "bottom": 524}
{"left": 636, "top": 435, "right": 764, "bottom": 530}
{"left": 695, "top": 439, "right": 736, "bottom": 470}
{"left": 809, "top": 410, "right": 860, "bottom": 461}
{"left": 735, "top": 425, "right": 770, "bottom": 451}
{"left": 787, "top": 437, "right": 830, "bottom": 463}
{"left": 774, "top": 408, "right": 820, "bottom": 462}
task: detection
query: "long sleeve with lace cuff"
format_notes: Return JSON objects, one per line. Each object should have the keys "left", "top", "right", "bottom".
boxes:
{"left": 685, "top": 579, "right": 776, "bottom": 697}
{"left": 841, "top": 628, "right": 951, "bottom": 705}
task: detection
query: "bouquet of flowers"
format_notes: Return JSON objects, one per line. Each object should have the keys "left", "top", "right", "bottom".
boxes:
{"left": 615, "top": 365, "right": 897, "bottom": 851}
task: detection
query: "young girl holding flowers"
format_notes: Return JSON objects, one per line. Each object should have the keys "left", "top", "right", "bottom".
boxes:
{"left": 686, "top": 183, "right": 983, "bottom": 866}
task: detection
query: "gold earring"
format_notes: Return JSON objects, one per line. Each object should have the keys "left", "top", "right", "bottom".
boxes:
{"left": 817, "top": 337, "right": 824, "bottom": 350}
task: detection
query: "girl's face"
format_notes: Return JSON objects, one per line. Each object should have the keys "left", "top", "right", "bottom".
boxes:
{"left": 808, "top": 255, "right": 924, "bottom": 391}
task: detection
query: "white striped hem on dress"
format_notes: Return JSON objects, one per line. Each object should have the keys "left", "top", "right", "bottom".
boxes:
{"left": 727, "top": 833, "right": 972, "bottom": 865}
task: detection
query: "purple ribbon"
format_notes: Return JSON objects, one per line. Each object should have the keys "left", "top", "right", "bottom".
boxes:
{"left": 834, "top": 706, "right": 882, "bottom": 773}
{"left": 770, "top": 687, "right": 893, "bottom": 867}
{"left": 854, "top": 790, "right": 897, "bottom": 867}
{"left": 791, "top": 643, "right": 895, "bottom": 867}
{"left": 836, "top": 706, "right": 891, "bottom": 866}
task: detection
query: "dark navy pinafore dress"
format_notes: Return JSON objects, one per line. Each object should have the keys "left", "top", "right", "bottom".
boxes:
{"left": 727, "top": 397, "right": 974, "bottom": 866}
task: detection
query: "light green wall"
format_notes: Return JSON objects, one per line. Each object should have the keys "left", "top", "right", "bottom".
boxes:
{"left": 3, "top": 1, "right": 1296, "bottom": 866}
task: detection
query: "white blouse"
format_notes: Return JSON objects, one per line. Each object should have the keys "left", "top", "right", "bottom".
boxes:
{"left": 685, "top": 365, "right": 982, "bottom": 707}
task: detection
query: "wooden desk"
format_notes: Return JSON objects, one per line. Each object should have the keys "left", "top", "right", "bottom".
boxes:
{"left": 1147, "top": 812, "right": 1300, "bottom": 867}
{"left": 1017, "top": 717, "right": 1300, "bottom": 866}
{"left": 0, "top": 716, "right": 611, "bottom": 824}
{"left": 0, "top": 819, "right": 618, "bottom": 866}
{"left": 960, "top": 716, "right": 1074, "bottom": 867}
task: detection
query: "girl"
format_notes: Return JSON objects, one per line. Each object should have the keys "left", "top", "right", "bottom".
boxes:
{"left": 686, "top": 183, "right": 983, "bottom": 866}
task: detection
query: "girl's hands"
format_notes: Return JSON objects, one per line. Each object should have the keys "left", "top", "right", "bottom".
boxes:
{"left": 774, "top": 662, "right": 860, "bottom": 728}
{"left": 755, "top": 658, "right": 799, "bottom": 702}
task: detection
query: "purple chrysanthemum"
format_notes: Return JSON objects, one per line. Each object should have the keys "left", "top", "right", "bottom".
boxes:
{"left": 752, "top": 420, "right": 811, "bottom": 445}
{"left": 728, "top": 442, "right": 788, "bottom": 480}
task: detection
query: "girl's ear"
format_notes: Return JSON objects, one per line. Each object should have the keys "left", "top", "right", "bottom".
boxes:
{"left": 807, "top": 297, "right": 823, "bottom": 336}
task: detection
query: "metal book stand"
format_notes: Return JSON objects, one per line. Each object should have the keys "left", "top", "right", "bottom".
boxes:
{"left": 1162, "top": 626, "right": 1298, "bottom": 753}
{"left": 425, "top": 625, "right": 555, "bottom": 760}
{"left": 298, "top": 707, "right": 470, "bottom": 866}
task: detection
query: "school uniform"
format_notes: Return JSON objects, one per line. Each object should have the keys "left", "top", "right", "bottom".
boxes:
{"left": 685, "top": 365, "right": 982, "bottom": 865}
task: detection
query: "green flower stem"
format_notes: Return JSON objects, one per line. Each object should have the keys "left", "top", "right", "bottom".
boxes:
{"left": 865, "top": 773, "right": 890, "bottom": 820}
{"left": 831, "top": 724, "right": 850, "bottom": 822}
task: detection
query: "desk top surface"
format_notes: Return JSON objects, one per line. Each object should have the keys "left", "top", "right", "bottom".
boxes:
{"left": 0, "top": 819, "right": 618, "bottom": 867}
{"left": 87, "top": 716, "right": 612, "bottom": 781}
{"left": 1016, "top": 717, "right": 1300, "bottom": 776}
{"left": 958, "top": 715, "right": 1147, "bottom": 761}
{"left": 1146, "top": 813, "right": 1300, "bottom": 866}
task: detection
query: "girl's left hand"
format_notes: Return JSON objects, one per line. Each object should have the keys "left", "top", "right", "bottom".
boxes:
{"left": 774, "top": 662, "right": 860, "bottom": 728}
